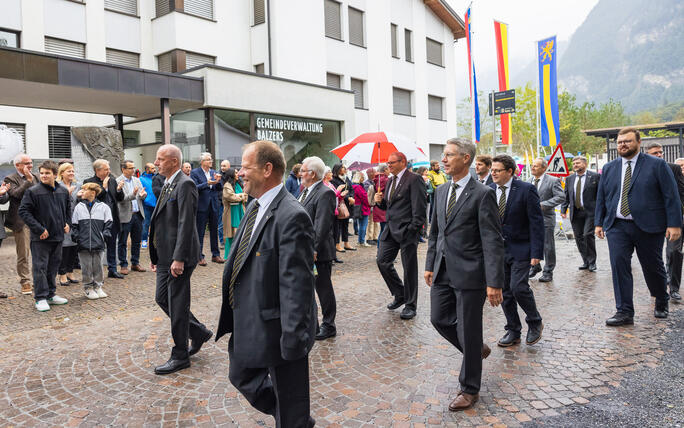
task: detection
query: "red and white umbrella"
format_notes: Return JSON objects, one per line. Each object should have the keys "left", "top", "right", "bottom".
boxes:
{"left": 331, "top": 132, "right": 427, "bottom": 164}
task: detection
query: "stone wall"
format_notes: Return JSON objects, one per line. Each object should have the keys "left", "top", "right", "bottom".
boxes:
{"left": 71, "top": 127, "right": 124, "bottom": 183}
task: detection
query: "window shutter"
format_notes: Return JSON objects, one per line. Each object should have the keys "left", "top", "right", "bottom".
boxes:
{"left": 184, "top": 0, "right": 214, "bottom": 20}
{"left": 155, "top": 0, "right": 170, "bottom": 17}
{"left": 157, "top": 52, "right": 173, "bottom": 73}
{"left": 325, "top": 0, "right": 342, "bottom": 39}
{"left": 404, "top": 29, "right": 413, "bottom": 62}
{"left": 351, "top": 79, "right": 364, "bottom": 109}
{"left": 348, "top": 7, "right": 364, "bottom": 47}
{"left": 326, "top": 73, "right": 341, "bottom": 88}
{"left": 393, "top": 88, "right": 411, "bottom": 115}
{"left": 106, "top": 49, "right": 140, "bottom": 68}
{"left": 44, "top": 37, "right": 85, "bottom": 59}
{"left": 426, "top": 38, "right": 443, "bottom": 66}
{"left": 185, "top": 52, "right": 215, "bottom": 69}
{"left": 390, "top": 24, "right": 398, "bottom": 57}
{"left": 254, "top": 0, "right": 265, "bottom": 25}
{"left": 48, "top": 126, "right": 72, "bottom": 159}
{"left": 104, "top": 0, "right": 137, "bottom": 15}
{"left": 0, "top": 123, "right": 26, "bottom": 151}
{"left": 428, "top": 95, "right": 444, "bottom": 120}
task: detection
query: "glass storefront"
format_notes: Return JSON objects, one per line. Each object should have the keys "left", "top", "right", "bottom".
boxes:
{"left": 170, "top": 110, "right": 207, "bottom": 167}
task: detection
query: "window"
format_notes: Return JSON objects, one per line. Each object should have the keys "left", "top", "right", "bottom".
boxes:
{"left": 48, "top": 126, "right": 72, "bottom": 159}
{"left": 155, "top": 0, "right": 170, "bottom": 17}
{"left": 324, "top": 0, "right": 342, "bottom": 40}
{"left": 254, "top": 63, "right": 265, "bottom": 74}
{"left": 185, "top": 51, "right": 215, "bottom": 69}
{"left": 326, "top": 73, "right": 341, "bottom": 89}
{"left": 106, "top": 48, "right": 140, "bottom": 67}
{"left": 184, "top": 0, "right": 214, "bottom": 20}
{"left": 428, "top": 95, "right": 444, "bottom": 120}
{"left": 390, "top": 24, "right": 398, "bottom": 58}
{"left": 104, "top": 0, "right": 137, "bottom": 15}
{"left": 404, "top": 29, "right": 413, "bottom": 62}
{"left": 122, "top": 130, "right": 140, "bottom": 146}
{"left": 0, "top": 29, "right": 19, "bottom": 48}
{"left": 155, "top": 131, "right": 163, "bottom": 143}
{"left": 393, "top": 87, "right": 412, "bottom": 116}
{"left": 157, "top": 51, "right": 174, "bottom": 73}
{"left": 253, "top": 0, "right": 265, "bottom": 25}
{"left": 0, "top": 123, "right": 26, "bottom": 151}
{"left": 350, "top": 78, "right": 365, "bottom": 109}
{"left": 426, "top": 38, "right": 443, "bottom": 66}
{"left": 348, "top": 7, "right": 364, "bottom": 47}
{"left": 44, "top": 37, "right": 85, "bottom": 59}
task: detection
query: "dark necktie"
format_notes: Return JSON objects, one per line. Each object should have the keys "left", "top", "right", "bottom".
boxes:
{"left": 534, "top": 178, "right": 540, "bottom": 188}
{"left": 575, "top": 175, "right": 583, "bottom": 209}
{"left": 229, "top": 201, "right": 260, "bottom": 308}
{"left": 446, "top": 182, "right": 459, "bottom": 219}
{"left": 153, "top": 183, "right": 170, "bottom": 249}
{"left": 299, "top": 187, "right": 308, "bottom": 203}
{"left": 389, "top": 177, "right": 397, "bottom": 201}
{"left": 498, "top": 186, "right": 507, "bottom": 219}
{"left": 620, "top": 161, "right": 632, "bottom": 217}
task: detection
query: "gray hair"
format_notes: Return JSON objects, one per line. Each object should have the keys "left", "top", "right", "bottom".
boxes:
{"left": 199, "top": 152, "right": 212, "bottom": 162}
{"left": 324, "top": 166, "right": 332, "bottom": 175}
{"left": 573, "top": 155, "right": 587, "bottom": 164}
{"left": 159, "top": 144, "right": 183, "bottom": 164}
{"left": 675, "top": 158, "right": 684, "bottom": 164}
{"left": 446, "top": 137, "right": 476, "bottom": 165}
{"left": 645, "top": 141, "right": 663, "bottom": 151}
{"left": 302, "top": 156, "right": 325, "bottom": 180}
{"left": 352, "top": 171, "right": 364, "bottom": 184}
{"left": 13, "top": 153, "right": 30, "bottom": 165}
{"left": 92, "top": 159, "right": 110, "bottom": 171}
{"left": 535, "top": 157, "right": 548, "bottom": 168}
{"left": 377, "top": 164, "right": 388, "bottom": 173}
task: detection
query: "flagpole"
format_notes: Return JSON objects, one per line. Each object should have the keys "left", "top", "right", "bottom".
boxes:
{"left": 535, "top": 40, "right": 540, "bottom": 159}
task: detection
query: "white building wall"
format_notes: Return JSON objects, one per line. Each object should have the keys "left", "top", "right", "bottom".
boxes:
{"left": 43, "top": 0, "right": 87, "bottom": 43}
{"left": 0, "top": 0, "right": 23, "bottom": 32}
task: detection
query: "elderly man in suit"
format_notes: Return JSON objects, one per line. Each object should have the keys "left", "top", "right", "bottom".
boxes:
{"left": 490, "top": 155, "right": 545, "bottom": 347}
{"left": 561, "top": 156, "right": 600, "bottom": 272}
{"left": 299, "top": 156, "right": 338, "bottom": 340}
{"left": 374, "top": 152, "right": 427, "bottom": 320}
{"left": 149, "top": 144, "right": 212, "bottom": 375}
{"left": 596, "top": 128, "right": 681, "bottom": 326}
{"left": 191, "top": 152, "right": 224, "bottom": 266}
{"left": 216, "top": 140, "right": 316, "bottom": 428}
{"left": 528, "top": 158, "right": 566, "bottom": 282}
{"left": 116, "top": 160, "right": 147, "bottom": 275}
{"left": 425, "top": 138, "right": 504, "bottom": 411}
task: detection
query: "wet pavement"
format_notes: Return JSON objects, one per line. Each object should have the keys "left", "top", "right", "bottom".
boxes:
{"left": 0, "top": 233, "right": 681, "bottom": 427}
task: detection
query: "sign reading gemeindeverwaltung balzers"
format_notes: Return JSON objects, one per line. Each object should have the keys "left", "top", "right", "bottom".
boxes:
{"left": 256, "top": 116, "right": 324, "bottom": 142}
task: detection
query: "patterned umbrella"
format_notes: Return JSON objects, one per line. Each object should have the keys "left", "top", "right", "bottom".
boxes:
{"left": 331, "top": 132, "right": 427, "bottom": 164}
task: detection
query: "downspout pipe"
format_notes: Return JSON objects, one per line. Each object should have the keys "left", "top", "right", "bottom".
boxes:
{"left": 267, "top": 0, "right": 272, "bottom": 76}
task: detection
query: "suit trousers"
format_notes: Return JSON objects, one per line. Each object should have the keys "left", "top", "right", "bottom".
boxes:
{"left": 542, "top": 224, "right": 556, "bottom": 274}
{"left": 30, "top": 241, "right": 62, "bottom": 301}
{"left": 154, "top": 264, "right": 211, "bottom": 360}
{"left": 570, "top": 209, "right": 596, "bottom": 265}
{"left": 314, "top": 260, "right": 336, "bottom": 329}
{"left": 430, "top": 264, "right": 486, "bottom": 395}
{"left": 229, "top": 345, "right": 310, "bottom": 428}
{"left": 14, "top": 225, "right": 31, "bottom": 285}
{"left": 606, "top": 219, "right": 669, "bottom": 316}
{"left": 196, "top": 208, "right": 220, "bottom": 259}
{"left": 377, "top": 233, "right": 419, "bottom": 310}
{"left": 666, "top": 236, "right": 682, "bottom": 294}
{"left": 105, "top": 233, "right": 118, "bottom": 273}
{"left": 118, "top": 212, "right": 143, "bottom": 267}
{"left": 502, "top": 253, "right": 542, "bottom": 335}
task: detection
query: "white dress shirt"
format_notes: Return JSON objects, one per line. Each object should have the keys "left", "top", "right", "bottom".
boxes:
{"left": 495, "top": 177, "right": 514, "bottom": 203}
{"left": 478, "top": 173, "right": 491, "bottom": 184}
{"left": 248, "top": 183, "right": 284, "bottom": 243}
{"left": 532, "top": 174, "right": 545, "bottom": 189}
{"left": 164, "top": 169, "right": 181, "bottom": 186}
{"left": 387, "top": 168, "right": 407, "bottom": 197}
{"left": 616, "top": 152, "right": 639, "bottom": 220}
{"left": 203, "top": 167, "right": 212, "bottom": 182}
{"left": 445, "top": 174, "right": 472, "bottom": 215}
{"left": 125, "top": 176, "right": 139, "bottom": 212}
{"left": 299, "top": 180, "right": 321, "bottom": 203}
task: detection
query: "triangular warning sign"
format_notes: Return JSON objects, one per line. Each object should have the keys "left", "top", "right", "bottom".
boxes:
{"left": 546, "top": 143, "right": 569, "bottom": 177}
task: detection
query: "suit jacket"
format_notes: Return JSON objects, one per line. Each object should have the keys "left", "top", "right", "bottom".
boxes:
{"left": 476, "top": 174, "right": 493, "bottom": 186}
{"left": 216, "top": 187, "right": 316, "bottom": 368}
{"left": 426, "top": 178, "right": 504, "bottom": 290}
{"left": 3, "top": 171, "right": 39, "bottom": 231}
{"left": 375, "top": 170, "right": 427, "bottom": 243}
{"left": 116, "top": 174, "right": 146, "bottom": 223}
{"left": 190, "top": 167, "right": 220, "bottom": 212}
{"left": 595, "top": 153, "right": 681, "bottom": 233}
{"left": 300, "top": 182, "right": 336, "bottom": 263}
{"left": 667, "top": 162, "right": 684, "bottom": 227}
{"left": 152, "top": 173, "right": 165, "bottom": 198}
{"left": 83, "top": 174, "right": 125, "bottom": 234}
{"left": 561, "top": 170, "right": 600, "bottom": 222}
{"left": 149, "top": 171, "right": 201, "bottom": 267}
{"left": 530, "top": 174, "right": 565, "bottom": 227}
{"left": 490, "top": 179, "right": 545, "bottom": 261}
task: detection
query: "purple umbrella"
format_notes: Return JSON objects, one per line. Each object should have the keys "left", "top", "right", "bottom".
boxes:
{"left": 347, "top": 161, "right": 376, "bottom": 171}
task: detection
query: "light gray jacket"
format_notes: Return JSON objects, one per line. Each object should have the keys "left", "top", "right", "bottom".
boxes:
{"left": 529, "top": 173, "right": 565, "bottom": 227}
{"left": 116, "top": 174, "right": 147, "bottom": 223}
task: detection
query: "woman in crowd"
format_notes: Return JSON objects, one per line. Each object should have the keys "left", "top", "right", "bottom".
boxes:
{"left": 323, "top": 167, "right": 344, "bottom": 264}
{"left": 372, "top": 164, "right": 388, "bottom": 248}
{"left": 331, "top": 163, "right": 356, "bottom": 252}
{"left": 351, "top": 172, "right": 371, "bottom": 247}
{"left": 221, "top": 168, "right": 247, "bottom": 257}
{"left": 57, "top": 162, "right": 81, "bottom": 286}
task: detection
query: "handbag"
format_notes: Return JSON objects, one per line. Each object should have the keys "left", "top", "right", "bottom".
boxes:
{"left": 337, "top": 201, "right": 350, "bottom": 219}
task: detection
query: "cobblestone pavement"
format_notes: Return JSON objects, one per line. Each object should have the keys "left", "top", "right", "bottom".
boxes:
{"left": 0, "top": 234, "right": 681, "bottom": 427}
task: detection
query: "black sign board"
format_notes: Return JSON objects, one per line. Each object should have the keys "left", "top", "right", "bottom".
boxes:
{"left": 488, "top": 89, "right": 516, "bottom": 115}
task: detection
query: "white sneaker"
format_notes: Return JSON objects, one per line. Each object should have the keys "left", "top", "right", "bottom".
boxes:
{"left": 95, "top": 287, "right": 108, "bottom": 298}
{"left": 85, "top": 289, "right": 99, "bottom": 300}
{"left": 361, "top": 242, "right": 371, "bottom": 247}
{"left": 47, "top": 295, "right": 68, "bottom": 305}
{"left": 141, "top": 240, "right": 148, "bottom": 249}
{"left": 35, "top": 299, "right": 50, "bottom": 312}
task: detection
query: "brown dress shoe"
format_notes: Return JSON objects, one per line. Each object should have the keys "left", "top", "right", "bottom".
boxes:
{"left": 482, "top": 344, "right": 491, "bottom": 360}
{"left": 198, "top": 258, "right": 208, "bottom": 266}
{"left": 21, "top": 283, "right": 33, "bottom": 295}
{"left": 211, "top": 256, "right": 225, "bottom": 264}
{"left": 131, "top": 265, "right": 147, "bottom": 272}
{"left": 120, "top": 267, "right": 129, "bottom": 275}
{"left": 449, "top": 392, "right": 479, "bottom": 411}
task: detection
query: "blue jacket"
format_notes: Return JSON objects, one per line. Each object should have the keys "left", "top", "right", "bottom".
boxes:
{"left": 285, "top": 171, "right": 300, "bottom": 198}
{"left": 139, "top": 173, "right": 157, "bottom": 208}
{"left": 595, "top": 153, "right": 681, "bottom": 233}
{"left": 190, "top": 167, "right": 221, "bottom": 212}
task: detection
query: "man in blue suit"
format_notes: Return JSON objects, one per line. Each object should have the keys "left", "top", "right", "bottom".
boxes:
{"left": 595, "top": 127, "right": 681, "bottom": 325}
{"left": 191, "top": 152, "right": 224, "bottom": 266}
{"left": 490, "top": 155, "right": 545, "bottom": 347}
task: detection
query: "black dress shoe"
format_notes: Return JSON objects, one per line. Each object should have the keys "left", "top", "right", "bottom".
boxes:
{"left": 588, "top": 264, "right": 597, "bottom": 272}
{"left": 538, "top": 273, "right": 553, "bottom": 282}
{"left": 154, "top": 358, "right": 190, "bottom": 375}
{"left": 315, "top": 327, "right": 337, "bottom": 340}
{"left": 68, "top": 278, "right": 80, "bottom": 284}
{"left": 387, "top": 297, "right": 405, "bottom": 310}
{"left": 400, "top": 307, "right": 416, "bottom": 320}
{"left": 497, "top": 331, "right": 521, "bottom": 347}
{"left": 189, "top": 330, "right": 213, "bottom": 356}
{"left": 671, "top": 291, "right": 682, "bottom": 301}
{"left": 605, "top": 312, "right": 634, "bottom": 326}
{"left": 529, "top": 264, "right": 542, "bottom": 278}
{"left": 308, "top": 416, "right": 316, "bottom": 428}
{"left": 108, "top": 271, "right": 124, "bottom": 279}
{"left": 578, "top": 264, "right": 589, "bottom": 270}
{"left": 526, "top": 323, "right": 543, "bottom": 345}
{"left": 333, "top": 258, "right": 344, "bottom": 264}
{"left": 654, "top": 307, "right": 669, "bottom": 319}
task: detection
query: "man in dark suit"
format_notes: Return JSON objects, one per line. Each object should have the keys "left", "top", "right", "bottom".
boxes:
{"left": 529, "top": 158, "right": 566, "bottom": 282}
{"left": 299, "top": 156, "right": 338, "bottom": 340}
{"left": 490, "top": 155, "right": 545, "bottom": 347}
{"left": 645, "top": 142, "right": 684, "bottom": 303}
{"left": 596, "top": 128, "right": 682, "bottom": 325}
{"left": 84, "top": 159, "right": 125, "bottom": 279}
{"left": 374, "top": 152, "right": 428, "bottom": 320}
{"left": 216, "top": 140, "right": 316, "bottom": 428}
{"left": 474, "top": 154, "right": 494, "bottom": 185}
{"left": 425, "top": 138, "right": 505, "bottom": 411}
{"left": 149, "top": 144, "right": 212, "bottom": 375}
{"left": 191, "top": 152, "right": 223, "bottom": 266}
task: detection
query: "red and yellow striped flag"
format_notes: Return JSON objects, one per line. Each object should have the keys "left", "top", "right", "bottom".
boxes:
{"left": 494, "top": 20, "right": 511, "bottom": 145}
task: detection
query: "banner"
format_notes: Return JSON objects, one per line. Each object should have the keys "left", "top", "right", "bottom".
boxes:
{"left": 537, "top": 36, "right": 560, "bottom": 147}
{"left": 494, "top": 20, "right": 511, "bottom": 145}
{"left": 465, "top": 6, "right": 480, "bottom": 143}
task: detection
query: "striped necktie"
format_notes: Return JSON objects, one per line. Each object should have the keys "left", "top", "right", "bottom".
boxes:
{"left": 299, "top": 187, "right": 308, "bottom": 203}
{"left": 620, "top": 161, "right": 632, "bottom": 217}
{"left": 389, "top": 177, "right": 397, "bottom": 201}
{"left": 229, "top": 201, "right": 260, "bottom": 308}
{"left": 498, "top": 186, "right": 507, "bottom": 219}
{"left": 446, "top": 182, "right": 459, "bottom": 219}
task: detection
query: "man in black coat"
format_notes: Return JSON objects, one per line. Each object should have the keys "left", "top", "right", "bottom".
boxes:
{"left": 84, "top": 159, "right": 125, "bottom": 278}
{"left": 149, "top": 144, "right": 212, "bottom": 375}
{"left": 374, "top": 151, "right": 428, "bottom": 320}
{"left": 425, "top": 138, "right": 505, "bottom": 411}
{"left": 216, "top": 140, "right": 316, "bottom": 428}
{"left": 299, "top": 156, "right": 337, "bottom": 340}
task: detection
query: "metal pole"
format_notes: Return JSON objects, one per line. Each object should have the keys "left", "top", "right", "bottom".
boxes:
{"left": 491, "top": 90, "right": 496, "bottom": 156}
{"left": 160, "top": 98, "right": 170, "bottom": 145}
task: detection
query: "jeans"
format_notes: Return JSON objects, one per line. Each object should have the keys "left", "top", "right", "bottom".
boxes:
{"left": 30, "top": 241, "right": 62, "bottom": 301}
{"left": 357, "top": 215, "right": 368, "bottom": 244}
{"left": 118, "top": 212, "right": 143, "bottom": 267}
{"left": 142, "top": 204, "right": 155, "bottom": 241}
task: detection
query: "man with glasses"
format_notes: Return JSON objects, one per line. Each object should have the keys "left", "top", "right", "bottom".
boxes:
{"left": 117, "top": 160, "right": 148, "bottom": 274}
{"left": 191, "top": 153, "right": 224, "bottom": 265}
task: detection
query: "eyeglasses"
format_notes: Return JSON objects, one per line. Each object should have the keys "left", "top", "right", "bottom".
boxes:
{"left": 490, "top": 168, "right": 507, "bottom": 174}
{"left": 441, "top": 152, "right": 458, "bottom": 159}
{"left": 617, "top": 139, "right": 635, "bottom": 145}
{"left": 386, "top": 160, "right": 401, "bottom": 165}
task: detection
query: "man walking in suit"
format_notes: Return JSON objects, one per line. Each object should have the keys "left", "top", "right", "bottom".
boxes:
{"left": 425, "top": 138, "right": 505, "bottom": 411}
{"left": 374, "top": 152, "right": 427, "bottom": 320}
{"left": 300, "top": 156, "right": 338, "bottom": 340}
{"left": 216, "top": 140, "right": 316, "bottom": 428}
{"left": 116, "top": 160, "right": 147, "bottom": 274}
{"left": 490, "top": 155, "right": 545, "bottom": 347}
{"left": 561, "top": 156, "right": 600, "bottom": 272}
{"left": 528, "top": 158, "right": 566, "bottom": 282}
{"left": 191, "top": 152, "right": 224, "bottom": 266}
{"left": 149, "top": 145, "right": 212, "bottom": 375}
{"left": 596, "top": 128, "right": 681, "bottom": 325}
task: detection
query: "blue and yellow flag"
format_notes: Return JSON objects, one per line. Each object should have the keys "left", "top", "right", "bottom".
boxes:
{"left": 537, "top": 36, "right": 560, "bottom": 147}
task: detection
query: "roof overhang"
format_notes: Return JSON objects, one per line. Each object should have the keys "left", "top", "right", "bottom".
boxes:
{"left": 423, "top": 0, "right": 466, "bottom": 40}
{"left": 583, "top": 122, "right": 684, "bottom": 138}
